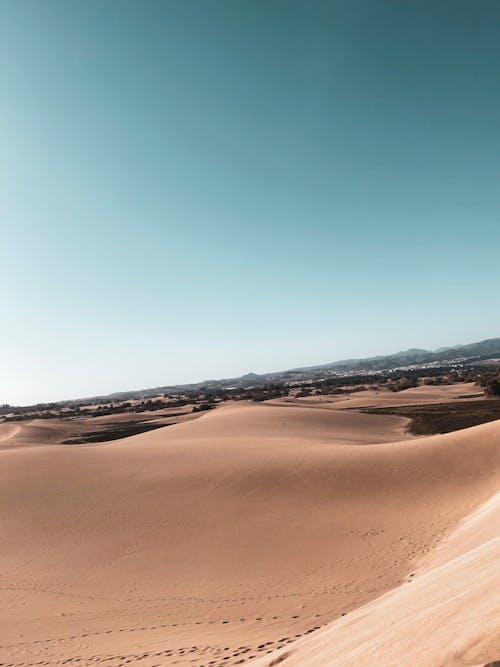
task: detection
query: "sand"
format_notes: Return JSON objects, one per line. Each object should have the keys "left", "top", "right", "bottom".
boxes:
{"left": 269, "top": 381, "right": 484, "bottom": 410}
{"left": 251, "top": 492, "right": 500, "bottom": 667}
{"left": 0, "top": 397, "right": 498, "bottom": 667}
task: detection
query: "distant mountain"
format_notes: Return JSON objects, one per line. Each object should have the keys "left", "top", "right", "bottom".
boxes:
{"left": 87, "top": 336, "right": 500, "bottom": 403}
{"left": 290, "top": 338, "right": 500, "bottom": 374}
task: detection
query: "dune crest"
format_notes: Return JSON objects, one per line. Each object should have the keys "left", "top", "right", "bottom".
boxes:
{"left": 250, "top": 494, "right": 500, "bottom": 667}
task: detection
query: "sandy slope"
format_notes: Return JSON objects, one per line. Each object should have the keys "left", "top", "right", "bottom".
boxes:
{"left": 251, "top": 492, "right": 500, "bottom": 667}
{"left": 0, "top": 423, "right": 20, "bottom": 441}
{"left": 0, "top": 402, "right": 498, "bottom": 667}
{"left": 269, "top": 381, "right": 484, "bottom": 410}
{"left": 0, "top": 406, "right": 199, "bottom": 450}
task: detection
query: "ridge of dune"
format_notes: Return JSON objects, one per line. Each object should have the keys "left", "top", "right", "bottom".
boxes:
{"left": 1, "top": 404, "right": 498, "bottom": 666}
{"left": 418, "top": 490, "right": 500, "bottom": 571}
{"left": 250, "top": 539, "right": 500, "bottom": 667}
{"left": 0, "top": 423, "right": 20, "bottom": 441}
{"left": 250, "top": 491, "right": 500, "bottom": 667}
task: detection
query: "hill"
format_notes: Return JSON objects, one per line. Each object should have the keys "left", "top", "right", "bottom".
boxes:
{"left": 85, "top": 336, "right": 500, "bottom": 403}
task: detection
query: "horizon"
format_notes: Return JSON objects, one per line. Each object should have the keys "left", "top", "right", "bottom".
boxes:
{"left": 5, "top": 333, "right": 499, "bottom": 407}
{"left": 2, "top": 0, "right": 500, "bottom": 405}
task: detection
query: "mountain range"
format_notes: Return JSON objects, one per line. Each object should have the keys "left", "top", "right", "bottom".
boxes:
{"left": 99, "top": 336, "right": 500, "bottom": 402}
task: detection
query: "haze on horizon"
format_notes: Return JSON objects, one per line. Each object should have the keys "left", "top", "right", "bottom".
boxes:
{"left": 2, "top": 0, "right": 500, "bottom": 406}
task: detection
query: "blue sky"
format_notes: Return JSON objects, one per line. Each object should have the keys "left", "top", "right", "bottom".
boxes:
{"left": 1, "top": 0, "right": 500, "bottom": 404}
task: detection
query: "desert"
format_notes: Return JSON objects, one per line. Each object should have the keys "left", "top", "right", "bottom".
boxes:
{"left": 2, "top": 2, "right": 500, "bottom": 665}
{"left": 1, "top": 377, "right": 499, "bottom": 667}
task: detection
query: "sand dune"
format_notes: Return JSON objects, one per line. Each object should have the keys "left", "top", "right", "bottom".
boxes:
{"left": 269, "top": 381, "right": 484, "bottom": 410}
{"left": 0, "top": 406, "right": 199, "bottom": 450}
{"left": 1, "top": 402, "right": 498, "bottom": 666}
{"left": 251, "top": 494, "right": 500, "bottom": 667}
{"left": 0, "top": 423, "right": 20, "bottom": 441}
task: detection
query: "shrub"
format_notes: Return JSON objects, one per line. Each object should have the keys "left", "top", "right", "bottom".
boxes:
{"left": 484, "top": 377, "right": 500, "bottom": 397}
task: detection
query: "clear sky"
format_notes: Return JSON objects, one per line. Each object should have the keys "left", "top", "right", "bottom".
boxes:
{"left": 1, "top": 0, "right": 500, "bottom": 405}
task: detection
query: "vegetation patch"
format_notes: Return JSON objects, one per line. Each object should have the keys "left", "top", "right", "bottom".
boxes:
{"left": 360, "top": 399, "right": 500, "bottom": 435}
